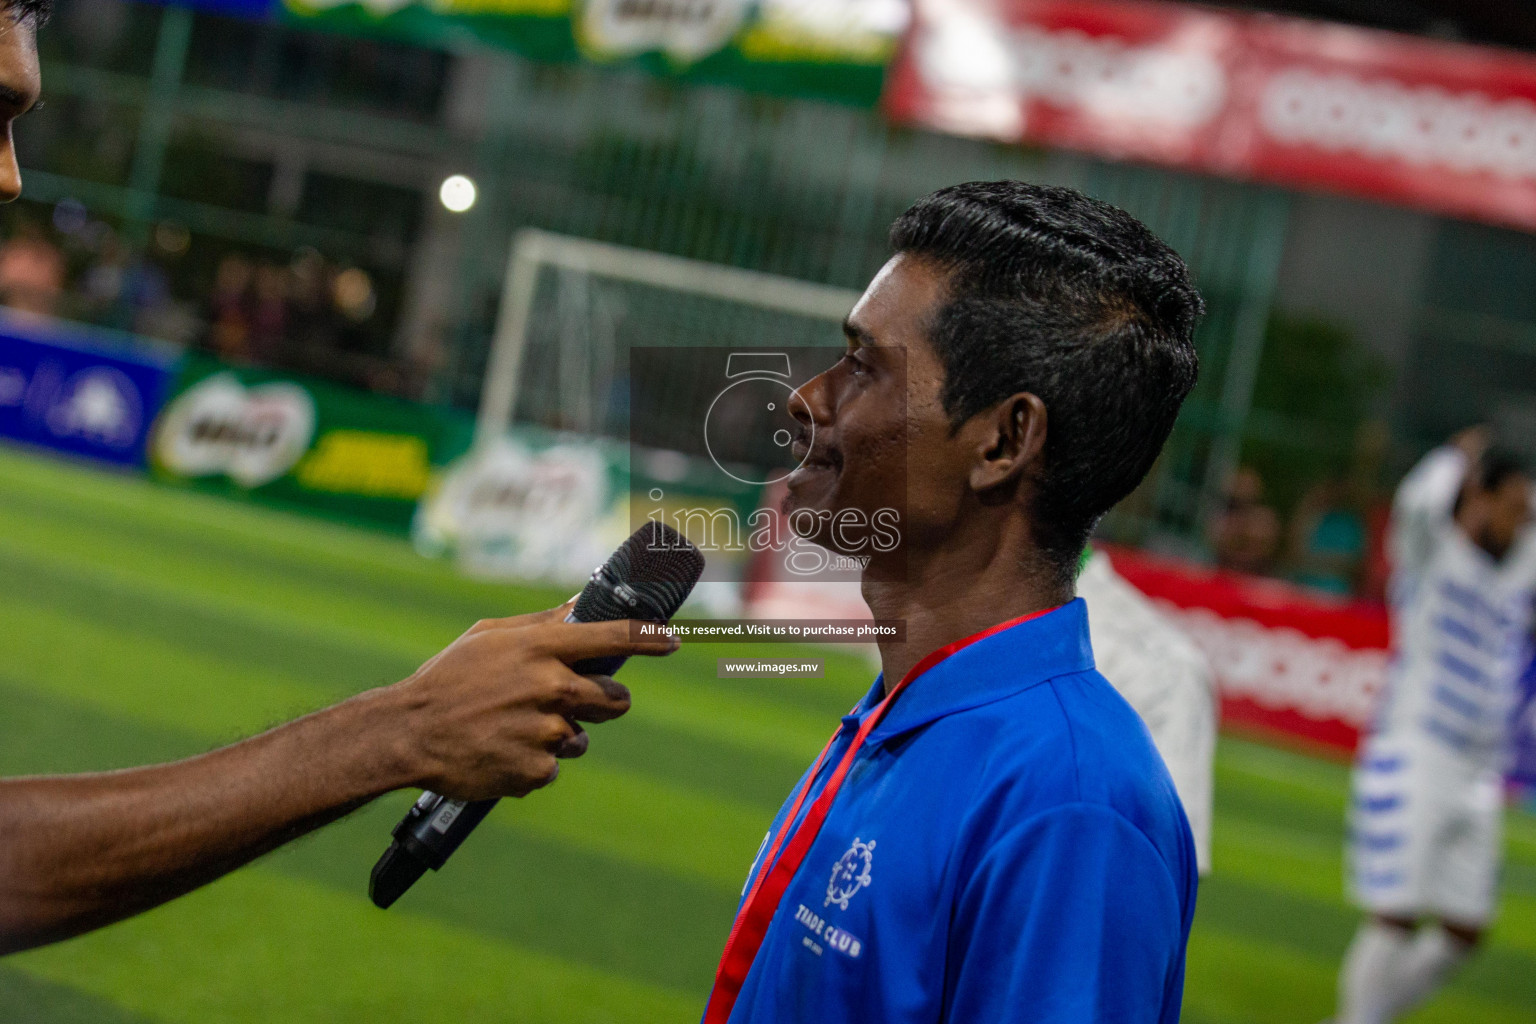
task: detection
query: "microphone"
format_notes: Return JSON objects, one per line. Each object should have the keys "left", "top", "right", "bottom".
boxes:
{"left": 368, "top": 521, "right": 704, "bottom": 909}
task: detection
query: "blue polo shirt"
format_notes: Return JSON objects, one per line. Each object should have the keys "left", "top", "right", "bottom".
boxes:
{"left": 721, "top": 599, "right": 1197, "bottom": 1023}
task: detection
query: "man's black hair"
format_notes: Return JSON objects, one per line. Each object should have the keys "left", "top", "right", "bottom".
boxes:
{"left": 6, "top": 0, "right": 49, "bottom": 23}
{"left": 890, "top": 180, "right": 1203, "bottom": 580}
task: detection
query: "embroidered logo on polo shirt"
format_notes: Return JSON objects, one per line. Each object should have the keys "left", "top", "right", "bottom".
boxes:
{"left": 825, "top": 837, "right": 876, "bottom": 911}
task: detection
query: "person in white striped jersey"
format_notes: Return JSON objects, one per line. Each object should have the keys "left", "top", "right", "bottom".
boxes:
{"left": 1328, "top": 428, "right": 1535, "bottom": 1024}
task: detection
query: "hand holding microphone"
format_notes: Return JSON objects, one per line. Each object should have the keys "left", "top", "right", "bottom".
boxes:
{"left": 0, "top": 521, "right": 701, "bottom": 951}
{"left": 370, "top": 521, "right": 705, "bottom": 907}
{"left": 387, "top": 611, "right": 655, "bottom": 798}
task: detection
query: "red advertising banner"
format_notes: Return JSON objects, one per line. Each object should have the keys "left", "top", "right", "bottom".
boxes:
{"left": 885, "top": 0, "right": 1536, "bottom": 230}
{"left": 1101, "top": 544, "right": 1387, "bottom": 754}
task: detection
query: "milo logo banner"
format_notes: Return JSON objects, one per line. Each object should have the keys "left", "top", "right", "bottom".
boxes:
{"left": 277, "top": 0, "right": 905, "bottom": 106}
{"left": 150, "top": 354, "right": 473, "bottom": 531}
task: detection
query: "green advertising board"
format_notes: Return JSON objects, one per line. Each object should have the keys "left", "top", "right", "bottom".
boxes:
{"left": 281, "top": 0, "right": 904, "bottom": 107}
{"left": 149, "top": 353, "right": 474, "bottom": 532}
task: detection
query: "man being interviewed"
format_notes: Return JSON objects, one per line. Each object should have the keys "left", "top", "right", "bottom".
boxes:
{"left": 704, "top": 181, "right": 1202, "bottom": 1024}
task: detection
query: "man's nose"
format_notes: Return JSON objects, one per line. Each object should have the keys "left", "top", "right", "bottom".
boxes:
{"left": 788, "top": 369, "right": 832, "bottom": 429}
{"left": 0, "top": 131, "right": 22, "bottom": 204}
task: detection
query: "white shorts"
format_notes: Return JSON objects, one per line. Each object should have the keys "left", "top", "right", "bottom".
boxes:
{"left": 1347, "top": 735, "right": 1503, "bottom": 926}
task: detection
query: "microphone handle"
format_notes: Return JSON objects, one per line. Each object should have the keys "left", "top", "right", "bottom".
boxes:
{"left": 368, "top": 638, "right": 627, "bottom": 908}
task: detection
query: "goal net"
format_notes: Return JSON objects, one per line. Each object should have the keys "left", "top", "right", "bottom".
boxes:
{"left": 476, "top": 228, "right": 863, "bottom": 454}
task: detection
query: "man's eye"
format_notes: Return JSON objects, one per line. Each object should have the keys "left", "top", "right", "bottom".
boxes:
{"left": 841, "top": 352, "right": 869, "bottom": 376}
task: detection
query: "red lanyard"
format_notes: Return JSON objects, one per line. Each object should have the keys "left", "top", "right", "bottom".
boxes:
{"left": 702, "top": 607, "right": 1055, "bottom": 1024}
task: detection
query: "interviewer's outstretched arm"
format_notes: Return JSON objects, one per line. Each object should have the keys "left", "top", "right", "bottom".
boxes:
{"left": 0, "top": 604, "right": 677, "bottom": 954}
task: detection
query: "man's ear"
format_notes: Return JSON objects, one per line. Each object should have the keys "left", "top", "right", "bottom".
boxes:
{"left": 968, "top": 393, "right": 1047, "bottom": 494}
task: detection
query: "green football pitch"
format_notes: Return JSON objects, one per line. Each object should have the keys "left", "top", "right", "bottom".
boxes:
{"left": 1, "top": 443, "right": 1533, "bottom": 1024}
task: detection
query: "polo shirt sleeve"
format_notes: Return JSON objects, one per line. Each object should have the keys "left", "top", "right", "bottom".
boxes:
{"left": 945, "top": 803, "right": 1188, "bottom": 1024}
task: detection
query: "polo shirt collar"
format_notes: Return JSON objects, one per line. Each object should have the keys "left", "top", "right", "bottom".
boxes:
{"left": 852, "top": 598, "right": 1095, "bottom": 745}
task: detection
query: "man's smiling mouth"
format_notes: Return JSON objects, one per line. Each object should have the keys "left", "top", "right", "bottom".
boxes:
{"left": 790, "top": 435, "right": 841, "bottom": 473}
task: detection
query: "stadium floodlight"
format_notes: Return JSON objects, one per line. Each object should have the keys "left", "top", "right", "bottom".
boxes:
{"left": 439, "top": 174, "right": 477, "bottom": 213}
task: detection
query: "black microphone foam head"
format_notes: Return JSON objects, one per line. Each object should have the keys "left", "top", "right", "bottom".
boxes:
{"left": 574, "top": 520, "right": 705, "bottom": 623}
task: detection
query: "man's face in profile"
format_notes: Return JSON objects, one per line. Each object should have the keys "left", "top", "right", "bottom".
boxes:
{"left": 0, "top": 12, "right": 39, "bottom": 203}
{"left": 784, "top": 253, "right": 989, "bottom": 569}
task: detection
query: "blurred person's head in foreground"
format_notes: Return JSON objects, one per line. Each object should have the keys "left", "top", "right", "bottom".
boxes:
{"left": 784, "top": 180, "right": 1202, "bottom": 599}
{"left": 0, "top": 0, "right": 44, "bottom": 204}
{"left": 1456, "top": 447, "right": 1531, "bottom": 562}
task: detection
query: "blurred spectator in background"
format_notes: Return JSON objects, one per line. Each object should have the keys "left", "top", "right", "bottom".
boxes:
{"left": 196, "top": 245, "right": 398, "bottom": 391}
{"left": 208, "top": 253, "right": 253, "bottom": 359}
{"left": 1209, "top": 465, "right": 1281, "bottom": 575}
{"left": 249, "top": 260, "right": 289, "bottom": 363}
{"left": 78, "top": 226, "right": 172, "bottom": 336}
{"left": 0, "top": 217, "right": 63, "bottom": 315}
{"left": 0, "top": 210, "right": 420, "bottom": 399}
{"left": 286, "top": 246, "right": 331, "bottom": 353}
{"left": 1287, "top": 478, "right": 1366, "bottom": 596}
{"left": 78, "top": 227, "right": 130, "bottom": 326}
{"left": 1349, "top": 421, "right": 1396, "bottom": 605}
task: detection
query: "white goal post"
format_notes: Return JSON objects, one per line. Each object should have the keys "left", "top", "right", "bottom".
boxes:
{"left": 475, "top": 228, "right": 865, "bottom": 447}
